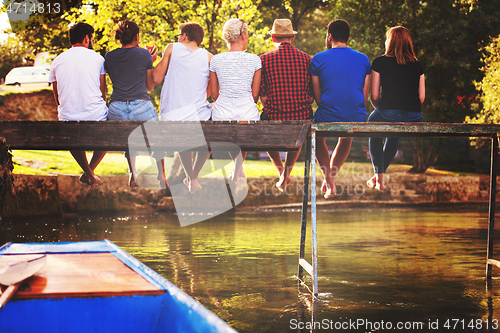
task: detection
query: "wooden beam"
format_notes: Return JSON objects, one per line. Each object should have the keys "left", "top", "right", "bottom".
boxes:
{"left": 0, "top": 120, "right": 311, "bottom": 152}
{"left": 313, "top": 122, "right": 500, "bottom": 138}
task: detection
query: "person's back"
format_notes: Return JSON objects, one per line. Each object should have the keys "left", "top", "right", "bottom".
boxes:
{"left": 152, "top": 22, "right": 213, "bottom": 192}
{"left": 50, "top": 46, "right": 107, "bottom": 121}
{"left": 311, "top": 46, "right": 370, "bottom": 123}
{"left": 310, "top": 19, "right": 371, "bottom": 199}
{"left": 160, "top": 43, "right": 211, "bottom": 121}
{"left": 260, "top": 41, "right": 312, "bottom": 120}
{"left": 105, "top": 46, "right": 153, "bottom": 103}
{"left": 48, "top": 22, "right": 108, "bottom": 187}
{"left": 259, "top": 18, "right": 313, "bottom": 192}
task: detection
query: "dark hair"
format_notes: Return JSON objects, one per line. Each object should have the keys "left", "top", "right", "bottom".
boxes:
{"left": 328, "top": 19, "right": 350, "bottom": 43}
{"left": 385, "top": 26, "right": 418, "bottom": 65}
{"left": 179, "top": 22, "right": 204, "bottom": 46}
{"left": 115, "top": 20, "right": 140, "bottom": 46}
{"left": 69, "top": 22, "right": 94, "bottom": 45}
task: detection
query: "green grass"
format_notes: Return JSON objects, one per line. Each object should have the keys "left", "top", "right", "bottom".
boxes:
{"left": 12, "top": 150, "right": 457, "bottom": 178}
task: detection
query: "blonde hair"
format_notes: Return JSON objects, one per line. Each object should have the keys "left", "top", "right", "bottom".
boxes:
{"left": 385, "top": 26, "right": 418, "bottom": 65}
{"left": 223, "top": 18, "right": 247, "bottom": 45}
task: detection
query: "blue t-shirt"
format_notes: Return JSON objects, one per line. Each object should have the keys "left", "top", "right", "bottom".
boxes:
{"left": 310, "top": 47, "right": 371, "bottom": 123}
{"left": 104, "top": 47, "right": 153, "bottom": 102}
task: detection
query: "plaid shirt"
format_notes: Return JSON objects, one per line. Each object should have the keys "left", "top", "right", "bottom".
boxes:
{"left": 260, "top": 42, "right": 313, "bottom": 120}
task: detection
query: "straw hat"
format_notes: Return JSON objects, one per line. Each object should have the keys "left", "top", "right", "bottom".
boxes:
{"left": 269, "top": 19, "right": 297, "bottom": 37}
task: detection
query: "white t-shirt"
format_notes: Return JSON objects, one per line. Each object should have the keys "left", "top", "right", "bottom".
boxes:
{"left": 49, "top": 47, "right": 108, "bottom": 121}
{"left": 209, "top": 51, "right": 261, "bottom": 98}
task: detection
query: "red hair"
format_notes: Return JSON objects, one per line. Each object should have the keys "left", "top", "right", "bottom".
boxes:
{"left": 385, "top": 26, "right": 418, "bottom": 65}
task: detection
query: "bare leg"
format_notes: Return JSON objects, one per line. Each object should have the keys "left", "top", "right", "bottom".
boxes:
{"left": 71, "top": 150, "right": 99, "bottom": 187}
{"left": 155, "top": 157, "right": 168, "bottom": 189}
{"left": 179, "top": 151, "right": 202, "bottom": 193}
{"left": 375, "top": 173, "right": 385, "bottom": 190}
{"left": 329, "top": 137, "right": 353, "bottom": 178}
{"left": 268, "top": 151, "right": 290, "bottom": 191}
{"left": 192, "top": 151, "right": 211, "bottom": 179}
{"left": 229, "top": 151, "right": 247, "bottom": 182}
{"left": 126, "top": 155, "right": 139, "bottom": 188}
{"left": 315, "top": 138, "right": 335, "bottom": 199}
{"left": 89, "top": 151, "right": 107, "bottom": 171}
{"left": 277, "top": 150, "right": 300, "bottom": 192}
{"left": 267, "top": 151, "right": 284, "bottom": 176}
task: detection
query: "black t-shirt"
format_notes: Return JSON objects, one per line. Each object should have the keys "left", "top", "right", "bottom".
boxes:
{"left": 371, "top": 55, "right": 424, "bottom": 112}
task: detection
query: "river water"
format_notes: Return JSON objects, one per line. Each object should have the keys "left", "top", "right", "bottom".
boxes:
{"left": 1, "top": 206, "right": 500, "bottom": 332}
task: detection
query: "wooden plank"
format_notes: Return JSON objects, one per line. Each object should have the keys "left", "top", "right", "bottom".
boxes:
{"left": 0, "top": 120, "right": 310, "bottom": 152}
{"left": 299, "top": 258, "right": 314, "bottom": 277}
{"left": 313, "top": 122, "right": 500, "bottom": 138}
{"left": 0, "top": 253, "right": 164, "bottom": 299}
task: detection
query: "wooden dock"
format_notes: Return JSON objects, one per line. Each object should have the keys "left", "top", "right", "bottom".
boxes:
{"left": 0, "top": 120, "right": 500, "bottom": 297}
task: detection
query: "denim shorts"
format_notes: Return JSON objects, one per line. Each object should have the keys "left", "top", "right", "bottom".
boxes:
{"left": 368, "top": 108, "right": 423, "bottom": 123}
{"left": 108, "top": 100, "right": 159, "bottom": 121}
{"left": 108, "top": 100, "right": 158, "bottom": 158}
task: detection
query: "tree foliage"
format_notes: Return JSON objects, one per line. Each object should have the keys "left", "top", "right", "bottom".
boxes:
{"left": 6, "top": 0, "right": 81, "bottom": 57}
{"left": 65, "top": 0, "right": 272, "bottom": 56}
{"left": 258, "top": 0, "right": 330, "bottom": 55}
{"left": 465, "top": 35, "right": 500, "bottom": 125}
{"left": 0, "top": 36, "right": 31, "bottom": 80}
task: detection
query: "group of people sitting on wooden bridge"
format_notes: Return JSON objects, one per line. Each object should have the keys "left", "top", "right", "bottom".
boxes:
{"left": 48, "top": 17, "right": 425, "bottom": 198}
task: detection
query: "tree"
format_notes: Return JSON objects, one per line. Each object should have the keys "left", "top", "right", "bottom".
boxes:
{"left": 258, "top": 0, "right": 330, "bottom": 55}
{"left": 465, "top": 35, "right": 500, "bottom": 126}
{"left": 5, "top": 0, "right": 82, "bottom": 57}
{"left": 331, "top": 0, "right": 500, "bottom": 173}
{"left": 0, "top": 37, "right": 31, "bottom": 80}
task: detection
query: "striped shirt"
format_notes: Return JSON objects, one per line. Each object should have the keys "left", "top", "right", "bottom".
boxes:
{"left": 210, "top": 51, "right": 261, "bottom": 98}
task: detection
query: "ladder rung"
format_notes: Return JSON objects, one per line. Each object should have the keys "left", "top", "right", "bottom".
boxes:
{"left": 488, "top": 259, "right": 500, "bottom": 269}
{"left": 299, "top": 259, "right": 314, "bottom": 276}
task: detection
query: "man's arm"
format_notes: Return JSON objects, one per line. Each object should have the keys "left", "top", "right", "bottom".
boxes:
{"left": 370, "top": 70, "right": 380, "bottom": 109}
{"left": 152, "top": 44, "right": 173, "bottom": 85}
{"left": 52, "top": 81, "right": 59, "bottom": 105}
{"left": 363, "top": 74, "right": 370, "bottom": 107}
{"left": 311, "top": 75, "right": 321, "bottom": 105}
{"left": 99, "top": 74, "right": 106, "bottom": 101}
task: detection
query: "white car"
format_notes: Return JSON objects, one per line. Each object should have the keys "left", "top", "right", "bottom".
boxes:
{"left": 5, "top": 66, "right": 50, "bottom": 86}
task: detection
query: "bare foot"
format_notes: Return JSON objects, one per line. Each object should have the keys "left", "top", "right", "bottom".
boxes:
{"left": 79, "top": 173, "right": 90, "bottom": 186}
{"left": 323, "top": 181, "right": 336, "bottom": 199}
{"left": 321, "top": 179, "right": 327, "bottom": 193}
{"left": 276, "top": 176, "right": 292, "bottom": 192}
{"left": 375, "top": 181, "right": 385, "bottom": 191}
{"left": 88, "top": 174, "right": 100, "bottom": 187}
{"left": 129, "top": 173, "right": 139, "bottom": 188}
{"left": 366, "top": 176, "right": 376, "bottom": 190}
{"left": 184, "top": 178, "right": 202, "bottom": 193}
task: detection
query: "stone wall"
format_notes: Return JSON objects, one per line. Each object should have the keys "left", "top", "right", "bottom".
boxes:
{"left": 0, "top": 173, "right": 495, "bottom": 218}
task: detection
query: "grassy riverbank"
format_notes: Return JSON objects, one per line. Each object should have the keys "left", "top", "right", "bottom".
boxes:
{"left": 12, "top": 149, "right": 460, "bottom": 178}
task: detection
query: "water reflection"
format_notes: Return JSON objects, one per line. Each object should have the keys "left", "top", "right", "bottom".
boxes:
{"left": 1, "top": 207, "right": 500, "bottom": 332}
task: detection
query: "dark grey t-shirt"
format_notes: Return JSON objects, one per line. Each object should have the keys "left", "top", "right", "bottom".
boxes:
{"left": 104, "top": 47, "right": 153, "bottom": 102}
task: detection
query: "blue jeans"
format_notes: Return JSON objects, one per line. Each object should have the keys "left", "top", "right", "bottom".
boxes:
{"left": 108, "top": 100, "right": 159, "bottom": 158}
{"left": 368, "top": 108, "right": 423, "bottom": 174}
